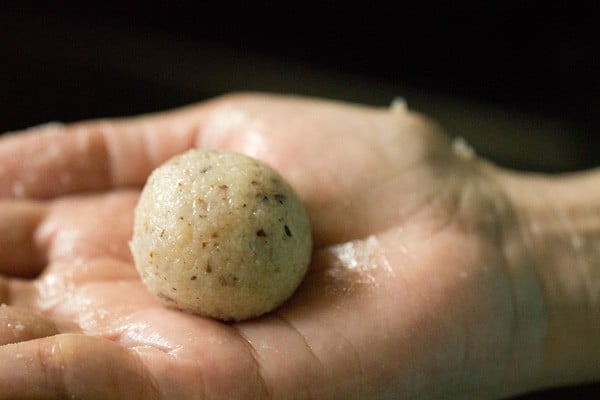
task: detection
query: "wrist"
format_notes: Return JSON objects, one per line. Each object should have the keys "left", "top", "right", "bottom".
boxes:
{"left": 490, "top": 165, "right": 600, "bottom": 389}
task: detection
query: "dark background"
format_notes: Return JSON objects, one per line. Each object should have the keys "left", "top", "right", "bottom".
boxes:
{"left": 1, "top": 2, "right": 599, "bottom": 173}
{"left": 1, "top": 2, "right": 599, "bottom": 398}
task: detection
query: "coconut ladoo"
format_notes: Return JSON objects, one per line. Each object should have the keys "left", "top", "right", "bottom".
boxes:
{"left": 130, "top": 149, "right": 312, "bottom": 321}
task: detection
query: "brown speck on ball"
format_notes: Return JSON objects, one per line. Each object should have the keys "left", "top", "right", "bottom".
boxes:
{"left": 256, "top": 229, "right": 267, "bottom": 237}
{"left": 130, "top": 149, "right": 312, "bottom": 321}
{"left": 274, "top": 194, "right": 286, "bottom": 204}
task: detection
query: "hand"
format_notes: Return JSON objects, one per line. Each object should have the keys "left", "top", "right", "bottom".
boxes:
{"left": 0, "top": 93, "right": 558, "bottom": 398}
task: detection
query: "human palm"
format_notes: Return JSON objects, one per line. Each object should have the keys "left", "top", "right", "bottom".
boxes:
{"left": 0, "top": 94, "right": 539, "bottom": 399}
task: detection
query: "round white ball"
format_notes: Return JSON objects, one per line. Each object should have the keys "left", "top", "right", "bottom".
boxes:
{"left": 130, "top": 149, "right": 312, "bottom": 321}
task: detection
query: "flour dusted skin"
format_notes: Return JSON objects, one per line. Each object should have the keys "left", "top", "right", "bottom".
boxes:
{"left": 130, "top": 149, "right": 312, "bottom": 321}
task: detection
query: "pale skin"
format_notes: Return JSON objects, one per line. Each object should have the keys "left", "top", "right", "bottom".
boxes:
{"left": 0, "top": 93, "right": 598, "bottom": 399}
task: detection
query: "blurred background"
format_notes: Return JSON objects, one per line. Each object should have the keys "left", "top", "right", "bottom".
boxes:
{"left": 1, "top": 2, "right": 598, "bottom": 173}
{"left": 0, "top": 2, "right": 598, "bottom": 398}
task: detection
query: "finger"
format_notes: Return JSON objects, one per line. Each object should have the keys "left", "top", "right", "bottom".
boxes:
{"left": 0, "top": 123, "right": 111, "bottom": 199}
{"left": 0, "top": 334, "right": 159, "bottom": 400}
{"left": 0, "top": 191, "right": 137, "bottom": 278}
{"left": 36, "top": 191, "right": 138, "bottom": 265}
{"left": 0, "top": 305, "right": 60, "bottom": 345}
{"left": 0, "top": 105, "right": 205, "bottom": 199}
{"left": 0, "top": 199, "right": 48, "bottom": 277}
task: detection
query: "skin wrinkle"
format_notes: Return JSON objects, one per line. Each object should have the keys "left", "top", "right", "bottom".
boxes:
{"left": 101, "top": 117, "right": 201, "bottom": 190}
{"left": 503, "top": 256, "right": 524, "bottom": 394}
{"left": 133, "top": 349, "right": 162, "bottom": 400}
{"left": 493, "top": 179, "right": 548, "bottom": 392}
{"left": 456, "top": 183, "right": 509, "bottom": 392}
{"left": 333, "top": 324, "right": 366, "bottom": 399}
{"left": 413, "top": 183, "right": 461, "bottom": 242}
{"left": 118, "top": 121, "right": 137, "bottom": 187}
{"left": 147, "top": 119, "right": 198, "bottom": 175}
{"left": 356, "top": 158, "right": 442, "bottom": 240}
{"left": 304, "top": 239, "right": 392, "bottom": 398}
{"left": 44, "top": 126, "right": 109, "bottom": 197}
{"left": 434, "top": 190, "right": 463, "bottom": 237}
{"left": 461, "top": 167, "right": 546, "bottom": 395}
{"left": 497, "top": 201, "right": 535, "bottom": 393}
{"left": 378, "top": 159, "right": 437, "bottom": 221}
{"left": 230, "top": 327, "right": 273, "bottom": 400}
{"left": 191, "top": 357, "right": 208, "bottom": 400}
{"left": 129, "top": 347, "right": 164, "bottom": 400}
{"left": 58, "top": 335, "right": 161, "bottom": 400}
{"left": 335, "top": 165, "right": 441, "bottom": 251}
{"left": 40, "top": 337, "right": 69, "bottom": 399}
{"left": 384, "top": 160, "right": 459, "bottom": 241}
{"left": 271, "top": 312, "right": 333, "bottom": 399}
{"left": 418, "top": 170, "right": 512, "bottom": 394}
{"left": 111, "top": 323, "right": 175, "bottom": 357}
{"left": 223, "top": 325, "right": 272, "bottom": 400}
{"left": 99, "top": 121, "right": 140, "bottom": 188}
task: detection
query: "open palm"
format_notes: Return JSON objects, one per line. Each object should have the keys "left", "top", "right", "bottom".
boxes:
{"left": 0, "top": 94, "right": 542, "bottom": 399}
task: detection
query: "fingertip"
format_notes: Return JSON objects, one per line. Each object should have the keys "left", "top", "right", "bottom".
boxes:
{"left": 0, "top": 124, "right": 112, "bottom": 198}
{"left": 0, "top": 104, "right": 212, "bottom": 198}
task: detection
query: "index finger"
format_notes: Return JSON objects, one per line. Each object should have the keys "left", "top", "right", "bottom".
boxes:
{"left": 0, "top": 104, "right": 207, "bottom": 199}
